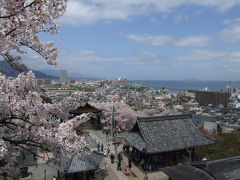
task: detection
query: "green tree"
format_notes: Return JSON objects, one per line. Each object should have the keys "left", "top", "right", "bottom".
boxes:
{"left": 40, "top": 94, "right": 52, "bottom": 104}
{"left": 196, "top": 133, "right": 240, "bottom": 160}
{"left": 75, "top": 126, "right": 84, "bottom": 136}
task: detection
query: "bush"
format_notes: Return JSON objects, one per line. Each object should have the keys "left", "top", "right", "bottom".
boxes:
{"left": 196, "top": 133, "right": 240, "bottom": 160}
{"left": 20, "top": 167, "right": 28, "bottom": 178}
{"left": 75, "top": 126, "right": 84, "bottom": 136}
{"left": 40, "top": 94, "right": 52, "bottom": 104}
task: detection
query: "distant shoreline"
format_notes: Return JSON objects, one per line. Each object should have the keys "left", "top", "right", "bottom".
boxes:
{"left": 130, "top": 80, "right": 240, "bottom": 91}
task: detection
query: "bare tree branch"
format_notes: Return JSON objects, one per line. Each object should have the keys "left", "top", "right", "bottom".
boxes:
{"left": 21, "top": 42, "right": 48, "bottom": 61}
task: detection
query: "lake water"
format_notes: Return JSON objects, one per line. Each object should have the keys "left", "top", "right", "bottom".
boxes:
{"left": 132, "top": 80, "right": 240, "bottom": 91}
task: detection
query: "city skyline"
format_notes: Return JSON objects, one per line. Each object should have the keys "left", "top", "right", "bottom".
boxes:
{"left": 20, "top": 0, "right": 240, "bottom": 81}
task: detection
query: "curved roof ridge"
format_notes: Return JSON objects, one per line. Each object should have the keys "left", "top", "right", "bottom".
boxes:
{"left": 137, "top": 114, "right": 192, "bottom": 122}
{"left": 206, "top": 155, "right": 240, "bottom": 165}
{"left": 136, "top": 119, "right": 149, "bottom": 142}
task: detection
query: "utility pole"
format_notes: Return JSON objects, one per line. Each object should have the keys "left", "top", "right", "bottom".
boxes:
{"left": 44, "top": 169, "right": 46, "bottom": 180}
{"left": 111, "top": 106, "right": 115, "bottom": 142}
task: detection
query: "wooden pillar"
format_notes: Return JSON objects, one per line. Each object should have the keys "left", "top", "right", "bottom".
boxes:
{"left": 187, "top": 149, "right": 192, "bottom": 162}
{"left": 174, "top": 151, "right": 177, "bottom": 163}
{"left": 166, "top": 153, "right": 169, "bottom": 166}
{"left": 163, "top": 153, "right": 166, "bottom": 167}
{"left": 180, "top": 151, "right": 183, "bottom": 163}
{"left": 191, "top": 148, "right": 195, "bottom": 162}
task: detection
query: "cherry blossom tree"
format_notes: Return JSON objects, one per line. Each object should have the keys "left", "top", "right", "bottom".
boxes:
{"left": 92, "top": 102, "right": 137, "bottom": 130}
{"left": 92, "top": 102, "right": 169, "bottom": 130}
{"left": 0, "top": 72, "right": 91, "bottom": 179}
{"left": 0, "top": 0, "right": 68, "bottom": 71}
{"left": 136, "top": 107, "right": 168, "bottom": 117}
{"left": 0, "top": 0, "right": 97, "bottom": 179}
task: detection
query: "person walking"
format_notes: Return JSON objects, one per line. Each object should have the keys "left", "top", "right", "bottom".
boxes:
{"left": 143, "top": 173, "right": 149, "bottom": 180}
{"left": 107, "top": 147, "right": 110, "bottom": 154}
{"left": 106, "top": 130, "right": 110, "bottom": 143}
{"left": 103, "top": 148, "right": 108, "bottom": 157}
{"left": 97, "top": 143, "right": 100, "bottom": 152}
{"left": 117, "top": 152, "right": 123, "bottom": 162}
{"left": 117, "top": 160, "right": 122, "bottom": 171}
{"left": 110, "top": 153, "right": 115, "bottom": 164}
{"left": 126, "top": 144, "right": 130, "bottom": 153}
{"left": 101, "top": 143, "right": 104, "bottom": 152}
{"left": 128, "top": 158, "right": 132, "bottom": 169}
{"left": 123, "top": 144, "right": 126, "bottom": 152}
{"left": 113, "top": 143, "right": 118, "bottom": 154}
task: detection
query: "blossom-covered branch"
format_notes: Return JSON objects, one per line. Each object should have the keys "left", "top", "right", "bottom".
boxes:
{"left": 0, "top": 0, "right": 68, "bottom": 71}
{"left": 0, "top": 72, "right": 91, "bottom": 177}
{"left": 93, "top": 102, "right": 168, "bottom": 130}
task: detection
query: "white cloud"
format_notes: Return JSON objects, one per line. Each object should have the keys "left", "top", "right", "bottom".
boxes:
{"left": 58, "top": 0, "right": 240, "bottom": 25}
{"left": 125, "top": 34, "right": 173, "bottom": 46}
{"left": 123, "top": 34, "right": 209, "bottom": 47}
{"left": 139, "top": 49, "right": 158, "bottom": 58}
{"left": 18, "top": 47, "right": 240, "bottom": 80}
{"left": 176, "top": 49, "right": 240, "bottom": 61}
{"left": 174, "top": 36, "right": 209, "bottom": 47}
{"left": 221, "top": 18, "right": 240, "bottom": 43}
{"left": 222, "top": 17, "right": 240, "bottom": 25}
{"left": 22, "top": 49, "right": 150, "bottom": 70}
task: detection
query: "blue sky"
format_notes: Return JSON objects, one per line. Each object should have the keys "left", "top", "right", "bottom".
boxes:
{"left": 23, "top": 0, "right": 240, "bottom": 80}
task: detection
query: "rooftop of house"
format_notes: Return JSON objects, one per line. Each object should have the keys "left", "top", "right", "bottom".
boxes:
{"left": 162, "top": 164, "right": 214, "bottom": 180}
{"left": 69, "top": 103, "right": 102, "bottom": 114}
{"left": 162, "top": 155, "right": 240, "bottom": 180}
{"left": 121, "top": 114, "right": 215, "bottom": 153}
{"left": 48, "top": 151, "right": 104, "bottom": 173}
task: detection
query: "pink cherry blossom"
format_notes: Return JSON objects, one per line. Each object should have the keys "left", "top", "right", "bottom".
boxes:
{"left": 0, "top": 0, "right": 68, "bottom": 71}
{"left": 0, "top": 72, "right": 91, "bottom": 178}
{"left": 92, "top": 102, "right": 168, "bottom": 130}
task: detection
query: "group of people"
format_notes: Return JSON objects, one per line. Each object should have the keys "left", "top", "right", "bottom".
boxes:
{"left": 95, "top": 138, "right": 151, "bottom": 180}
{"left": 110, "top": 152, "right": 123, "bottom": 170}
{"left": 98, "top": 139, "right": 132, "bottom": 176}
{"left": 97, "top": 130, "right": 146, "bottom": 178}
{"left": 97, "top": 142, "right": 110, "bottom": 157}
{"left": 109, "top": 152, "right": 132, "bottom": 176}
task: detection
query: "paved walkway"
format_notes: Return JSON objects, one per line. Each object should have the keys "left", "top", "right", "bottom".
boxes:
{"left": 28, "top": 163, "right": 58, "bottom": 180}
{"left": 20, "top": 150, "right": 58, "bottom": 180}
{"left": 89, "top": 130, "right": 134, "bottom": 180}
{"left": 26, "top": 141, "right": 121, "bottom": 180}
{"left": 88, "top": 130, "right": 169, "bottom": 180}
{"left": 23, "top": 130, "right": 168, "bottom": 180}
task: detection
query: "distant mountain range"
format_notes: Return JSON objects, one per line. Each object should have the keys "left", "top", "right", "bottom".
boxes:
{"left": 39, "top": 69, "right": 99, "bottom": 80}
{"left": 0, "top": 61, "right": 58, "bottom": 79}
{"left": 0, "top": 60, "right": 99, "bottom": 80}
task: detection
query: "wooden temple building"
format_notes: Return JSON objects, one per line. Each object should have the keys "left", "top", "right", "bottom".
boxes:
{"left": 69, "top": 103, "right": 102, "bottom": 130}
{"left": 48, "top": 151, "right": 104, "bottom": 180}
{"left": 48, "top": 131, "right": 101, "bottom": 180}
{"left": 121, "top": 114, "right": 215, "bottom": 171}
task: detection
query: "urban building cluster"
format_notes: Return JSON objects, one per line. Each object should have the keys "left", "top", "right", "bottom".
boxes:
{"left": 37, "top": 70, "right": 240, "bottom": 136}
{"left": 26, "top": 70, "right": 240, "bottom": 179}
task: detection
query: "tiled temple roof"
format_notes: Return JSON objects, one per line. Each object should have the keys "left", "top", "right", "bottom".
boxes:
{"left": 121, "top": 114, "right": 215, "bottom": 153}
